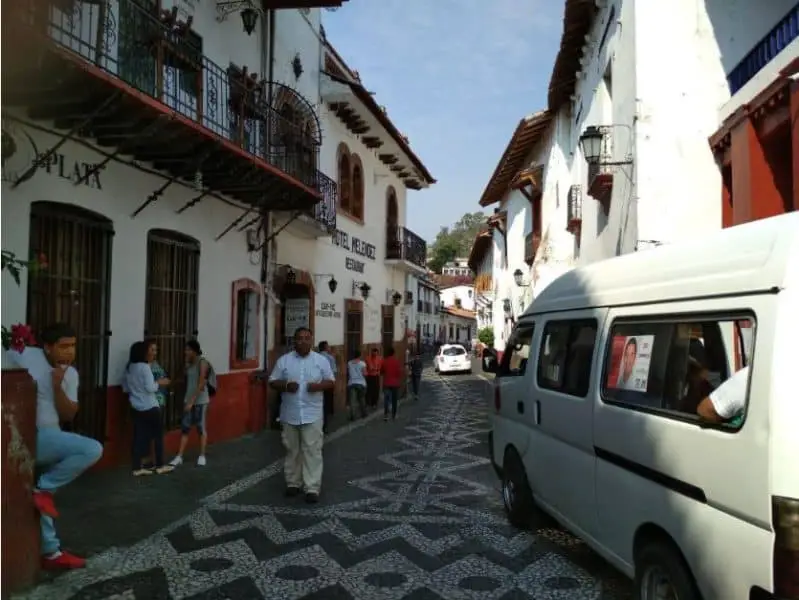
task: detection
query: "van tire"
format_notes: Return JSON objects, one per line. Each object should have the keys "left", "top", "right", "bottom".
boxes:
{"left": 501, "top": 449, "right": 535, "bottom": 529}
{"left": 634, "top": 540, "right": 701, "bottom": 600}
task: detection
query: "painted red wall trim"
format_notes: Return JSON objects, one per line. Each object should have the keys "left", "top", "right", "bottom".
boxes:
{"left": 95, "top": 371, "right": 266, "bottom": 470}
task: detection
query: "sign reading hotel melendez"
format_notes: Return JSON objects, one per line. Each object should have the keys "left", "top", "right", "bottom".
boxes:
{"left": 332, "top": 228, "right": 376, "bottom": 274}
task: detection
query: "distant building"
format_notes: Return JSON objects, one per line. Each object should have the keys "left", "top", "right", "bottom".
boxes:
{"left": 440, "top": 258, "right": 471, "bottom": 277}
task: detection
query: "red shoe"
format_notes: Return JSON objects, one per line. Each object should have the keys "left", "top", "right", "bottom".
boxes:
{"left": 41, "top": 551, "right": 86, "bottom": 570}
{"left": 32, "top": 490, "right": 59, "bottom": 518}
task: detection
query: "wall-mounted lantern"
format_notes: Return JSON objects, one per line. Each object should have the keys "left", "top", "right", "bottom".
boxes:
{"left": 352, "top": 280, "right": 371, "bottom": 300}
{"left": 215, "top": 1, "right": 263, "bottom": 35}
{"left": 392, "top": 291, "right": 402, "bottom": 306}
{"left": 513, "top": 268, "right": 530, "bottom": 288}
{"left": 578, "top": 124, "right": 633, "bottom": 168}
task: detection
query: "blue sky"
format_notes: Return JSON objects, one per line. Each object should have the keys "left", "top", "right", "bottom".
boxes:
{"left": 322, "top": 0, "right": 563, "bottom": 243}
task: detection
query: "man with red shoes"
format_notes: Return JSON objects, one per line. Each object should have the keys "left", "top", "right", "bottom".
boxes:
{"left": 9, "top": 323, "right": 103, "bottom": 570}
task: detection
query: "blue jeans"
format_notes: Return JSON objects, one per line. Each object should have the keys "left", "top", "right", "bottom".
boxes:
{"left": 181, "top": 404, "right": 208, "bottom": 435}
{"left": 36, "top": 428, "right": 103, "bottom": 555}
{"left": 383, "top": 387, "right": 398, "bottom": 418}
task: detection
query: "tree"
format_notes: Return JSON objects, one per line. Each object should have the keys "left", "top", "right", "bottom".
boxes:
{"left": 477, "top": 326, "right": 494, "bottom": 346}
{"left": 428, "top": 211, "right": 486, "bottom": 273}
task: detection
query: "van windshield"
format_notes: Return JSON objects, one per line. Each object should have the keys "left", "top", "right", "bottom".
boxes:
{"left": 443, "top": 347, "right": 466, "bottom": 356}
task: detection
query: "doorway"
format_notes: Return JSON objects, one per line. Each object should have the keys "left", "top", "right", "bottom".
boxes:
{"left": 344, "top": 299, "right": 363, "bottom": 362}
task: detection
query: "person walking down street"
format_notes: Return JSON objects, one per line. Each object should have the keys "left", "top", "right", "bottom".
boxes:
{"left": 346, "top": 349, "right": 368, "bottom": 421}
{"left": 381, "top": 346, "right": 403, "bottom": 421}
{"left": 269, "top": 327, "right": 335, "bottom": 503}
{"left": 8, "top": 323, "right": 103, "bottom": 570}
{"left": 407, "top": 351, "right": 423, "bottom": 399}
{"left": 318, "top": 341, "right": 337, "bottom": 434}
{"left": 169, "top": 340, "right": 211, "bottom": 467}
{"left": 123, "top": 341, "right": 173, "bottom": 476}
{"left": 365, "top": 347, "right": 383, "bottom": 409}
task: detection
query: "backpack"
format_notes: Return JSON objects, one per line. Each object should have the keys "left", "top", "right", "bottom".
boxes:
{"left": 202, "top": 358, "right": 218, "bottom": 398}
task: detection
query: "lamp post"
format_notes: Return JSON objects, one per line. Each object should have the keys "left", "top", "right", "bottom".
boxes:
{"left": 578, "top": 125, "right": 605, "bottom": 166}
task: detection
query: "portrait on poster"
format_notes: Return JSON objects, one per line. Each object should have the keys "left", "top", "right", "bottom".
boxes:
{"left": 606, "top": 334, "right": 654, "bottom": 392}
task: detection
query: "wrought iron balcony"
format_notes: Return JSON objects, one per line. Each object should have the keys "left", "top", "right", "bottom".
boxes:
{"left": 386, "top": 226, "right": 427, "bottom": 270}
{"left": 567, "top": 184, "right": 582, "bottom": 234}
{"left": 524, "top": 232, "right": 541, "bottom": 266}
{"left": 727, "top": 4, "right": 799, "bottom": 94}
{"left": 310, "top": 175, "right": 337, "bottom": 231}
{"left": 3, "top": 0, "right": 335, "bottom": 210}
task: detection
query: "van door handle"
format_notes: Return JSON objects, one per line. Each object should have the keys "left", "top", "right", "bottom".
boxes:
{"left": 534, "top": 401, "right": 541, "bottom": 425}
{"left": 516, "top": 401, "right": 524, "bottom": 414}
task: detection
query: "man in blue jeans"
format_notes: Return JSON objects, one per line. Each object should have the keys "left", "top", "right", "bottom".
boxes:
{"left": 9, "top": 323, "right": 103, "bottom": 570}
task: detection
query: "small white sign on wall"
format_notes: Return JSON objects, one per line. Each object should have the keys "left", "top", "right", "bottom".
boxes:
{"left": 284, "top": 298, "right": 310, "bottom": 335}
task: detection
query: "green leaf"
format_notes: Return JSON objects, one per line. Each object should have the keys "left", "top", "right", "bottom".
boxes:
{"left": 6, "top": 263, "right": 21, "bottom": 286}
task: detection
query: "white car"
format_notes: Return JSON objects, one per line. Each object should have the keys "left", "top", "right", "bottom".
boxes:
{"left": 434, "top": 344, "right": 472, "bottom": 374}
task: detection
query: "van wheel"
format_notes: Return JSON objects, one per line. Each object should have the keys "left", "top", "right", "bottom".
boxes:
{"left": 635, "top": 541, "right": 701, "bottom": 600}
{"left": 501, "top": 449, "right": 535, "bottom": 529}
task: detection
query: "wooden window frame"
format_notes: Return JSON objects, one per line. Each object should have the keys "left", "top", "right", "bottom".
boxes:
{"left": 229, "top": 278, "right": 261, "bottom": 370}
{"left": 337, "top": 142, "right": 352, "bottom": 216}
{"left": 349, "top": 153, "right": 365, "bottom": 222}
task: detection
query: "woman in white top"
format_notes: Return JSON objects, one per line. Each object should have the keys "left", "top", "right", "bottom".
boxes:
{"left": 347, "top": 349, "right": 368, "bottom": 421}
{"left": 123, "top": 341, "right": 173, "bottom": 475}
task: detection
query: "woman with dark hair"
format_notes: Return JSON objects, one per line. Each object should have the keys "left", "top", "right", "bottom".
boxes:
{"left": 124, "top": 341, "right": 172, "bottom": 475}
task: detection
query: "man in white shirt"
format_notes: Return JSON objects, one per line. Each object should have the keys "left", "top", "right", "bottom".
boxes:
{"left": 8, "top": 323, "right": 103, "bottom": 570}
{"left": 697, "top": 365, "right": 749, "bottom": 425}
{"left": 269, "top": 327, "right": 335, "bottom": 503}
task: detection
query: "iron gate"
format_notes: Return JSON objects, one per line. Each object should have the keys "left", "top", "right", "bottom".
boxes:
{"left": 27, "top": 201, "right": 113, "bottom": 441}
{"left": 144, "top": 229, "right": 200, "bottom": 430}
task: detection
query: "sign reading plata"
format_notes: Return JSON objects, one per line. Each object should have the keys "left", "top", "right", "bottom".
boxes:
{"left": 332, "top": 229, "right": 376, "bottom": 260}
{"left": 316, "top": 302, "right": 341, "bottom": 319}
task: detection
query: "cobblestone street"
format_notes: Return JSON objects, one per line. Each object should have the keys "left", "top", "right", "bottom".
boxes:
{"left": 15, "top": 370, "right": 631, "bottom": 600}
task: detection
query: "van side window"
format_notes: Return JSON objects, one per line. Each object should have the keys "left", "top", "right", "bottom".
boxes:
{"left": 602, "top": 315, "right": 755, "bottom": 430}
{"left": 497, "top": 324, "right": 535, "bottom": 377}
{"left": 537, "top": 319, "right": 598, "bottom": 397}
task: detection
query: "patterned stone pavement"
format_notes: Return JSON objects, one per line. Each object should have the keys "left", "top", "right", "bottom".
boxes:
{"left": 15, "top": 370, "right": 631, "bottom": 600}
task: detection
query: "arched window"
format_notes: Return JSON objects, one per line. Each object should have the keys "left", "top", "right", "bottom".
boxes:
{"left": 337, "top": 144, "right": 351, "bottom": 213}
{"left": 350, "top": 153, "right": 364, "bottom": 221}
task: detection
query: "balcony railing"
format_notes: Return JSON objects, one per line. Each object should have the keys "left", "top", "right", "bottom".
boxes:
{"left": 567, "top": 184, "right": 582, "bottom": 232}
{"left": 727, "top": 4, "right": 799, "bottom": 94}
{"left": 386, "top": 225, "right": 427, "bottom": 269}
{"left": 310, "top": 177, "right": 337, "bottom": 231}
{"left": 10, "top": 0, "right": 334, "bottom": 199}
{"left": 525, "top": 232, "right": 541, "bottom": 265}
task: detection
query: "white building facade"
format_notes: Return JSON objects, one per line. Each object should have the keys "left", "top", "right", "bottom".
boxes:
{"left": 410, "top": 274, "right": 441, "bottom": 347}
{"left": 441, "top": 258, "right": 471, "bottom": 277}
{"left": 439, "top": 285, "right": 476, "bottom": 312}
{"left": 470, "top": 112, "right": 577, "bottom": 355}
{"left": 440, "top": 308, "right": 475, "bottom": 346}
{"left": 546, "top": 0, "right": 798, "bottom": 263}
{"left": 0, "top": 1, "right": 432, "bottom": 465}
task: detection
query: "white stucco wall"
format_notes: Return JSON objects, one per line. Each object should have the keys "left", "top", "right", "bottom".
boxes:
{"left": 439, "top": 285, "right": 476, "bottom": 311}
{"left": 1, "top": 127, "right": 262, "bottom": 383}
{"left": 568, "top": 0, "right": 730, "bottom": 264}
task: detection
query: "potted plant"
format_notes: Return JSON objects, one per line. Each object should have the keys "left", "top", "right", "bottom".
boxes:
{"left": 1, "top": 249, "right": 46, "bottom": 593}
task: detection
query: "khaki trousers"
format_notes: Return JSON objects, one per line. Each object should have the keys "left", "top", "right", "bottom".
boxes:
{"left": 281, "top": 418, "right": 324, "bottom": 494}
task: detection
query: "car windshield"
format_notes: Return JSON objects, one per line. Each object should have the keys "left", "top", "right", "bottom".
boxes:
{"left": 443, "top": 347, "right": 466, "bottom": 356}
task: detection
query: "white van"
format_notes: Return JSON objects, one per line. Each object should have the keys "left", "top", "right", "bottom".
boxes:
{"left": 483, "top": 213, "right": 799, "bottom": 600}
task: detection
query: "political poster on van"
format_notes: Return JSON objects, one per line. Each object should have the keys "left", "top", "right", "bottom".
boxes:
{"left": 606, "top": 335, "right": 654, "bottom": 392}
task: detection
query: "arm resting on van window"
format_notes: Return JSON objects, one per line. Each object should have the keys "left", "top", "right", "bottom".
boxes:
{"left": 696, "top": 366, "right": 749, "bottom": 423}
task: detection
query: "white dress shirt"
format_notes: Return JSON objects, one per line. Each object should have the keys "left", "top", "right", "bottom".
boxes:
{"left": 270, "top": 350, "right": 335, "bottom": 425}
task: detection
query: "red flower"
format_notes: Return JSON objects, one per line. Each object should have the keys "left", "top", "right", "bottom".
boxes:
{"left": 36, "top": 253, "right": 48, "bottom": 270}
{"left": 9, "top": 323, "right": 35, "bottom": 352}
